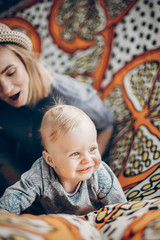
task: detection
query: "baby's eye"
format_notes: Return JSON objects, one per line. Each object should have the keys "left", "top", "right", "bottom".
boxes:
{"left": 89, "top": 147, "right": 96, "bottom": 153}
{"left": 70, "top": 152, "right": 79, "bottom": 157}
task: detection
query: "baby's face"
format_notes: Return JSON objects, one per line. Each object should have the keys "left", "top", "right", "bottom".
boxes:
{"left": 43, "top": 119, "right": 101, "bottom": 193}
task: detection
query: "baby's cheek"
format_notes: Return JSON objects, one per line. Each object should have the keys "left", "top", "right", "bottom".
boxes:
{"left": 97, "top": 153, "right": 102, "bottom": 163}
{"left": 95, "top": 155, "right": 101, "bottom": 169}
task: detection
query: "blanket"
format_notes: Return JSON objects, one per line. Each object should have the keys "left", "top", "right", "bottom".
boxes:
{"left": 0, "top": 199, "right": 160, "bottom": 239}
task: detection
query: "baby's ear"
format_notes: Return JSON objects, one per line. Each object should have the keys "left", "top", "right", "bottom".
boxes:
{"left": 42, "top": 150, "right": 55, "bottom": 167}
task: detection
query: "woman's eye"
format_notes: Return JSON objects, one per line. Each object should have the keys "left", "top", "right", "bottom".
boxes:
{"left": 7, "top": 69, "right": 16, "bottom": 76}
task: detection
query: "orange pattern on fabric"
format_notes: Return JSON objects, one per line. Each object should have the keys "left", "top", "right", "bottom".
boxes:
{"left": 122, "top": 210, "right": 160, "bottom": 240}
{"left": 101, "top": 49, "right": 160, "bottom": 190}
{"left": 0, "top": 213, "right": 83, "bottom": 240}
{"left": 49, "top": 0, "right": 138, "bottom": 90}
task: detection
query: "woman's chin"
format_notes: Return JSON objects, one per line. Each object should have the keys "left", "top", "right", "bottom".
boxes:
{"left": 7, "top": 95, "right": 25, "bottom": 108}
{"left": 7, "top": 100, "right": 21, "bottom": 107}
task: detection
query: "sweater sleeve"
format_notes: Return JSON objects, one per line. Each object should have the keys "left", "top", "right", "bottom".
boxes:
{"left": 96, "top": 162, "right": 127, "bottom": 205}
{"left": 0, "top": 159, "right": 43, "bottom": 214}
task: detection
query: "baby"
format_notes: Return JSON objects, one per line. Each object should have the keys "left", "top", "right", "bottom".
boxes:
{"left": 0, "top": 104, "right": 126, "bottom": 215}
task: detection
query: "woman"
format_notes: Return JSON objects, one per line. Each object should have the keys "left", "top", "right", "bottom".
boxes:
{"left": 0, "top": 23, "right": 114, "bottom": 195}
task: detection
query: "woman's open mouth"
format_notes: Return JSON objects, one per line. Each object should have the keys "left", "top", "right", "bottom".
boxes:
{"left": 9, "top": 92, "right": 20, "bottom": 101}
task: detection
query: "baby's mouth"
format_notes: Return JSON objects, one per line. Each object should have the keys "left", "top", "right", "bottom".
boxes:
{"left": 78, "top": 166, "right": 93, "bottom": 172}
{"left": 9, "top": 92, "right": 20, "bottom": 101}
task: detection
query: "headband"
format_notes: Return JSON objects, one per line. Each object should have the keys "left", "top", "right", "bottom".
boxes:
{"left": 0, "top": 23, "right": 32, "bottom": 50}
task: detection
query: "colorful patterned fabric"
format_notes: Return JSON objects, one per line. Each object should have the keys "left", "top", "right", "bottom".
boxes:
{"left": 0, "top": 1, "right": 160, "bottom": 238}
{"left": 0, "top": 199, "right": 160, "bottom": 240}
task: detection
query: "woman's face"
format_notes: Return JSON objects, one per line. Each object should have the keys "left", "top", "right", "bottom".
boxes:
{"left": 0, "top": 46, "right": 29, "bottom": 107}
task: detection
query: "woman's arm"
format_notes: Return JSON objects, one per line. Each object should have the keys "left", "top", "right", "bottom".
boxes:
{"left": 0, "top": 129, "right": 22, "bottom": 197}
{"left": 97, "top": 128, "right": 113, "bottom": 156}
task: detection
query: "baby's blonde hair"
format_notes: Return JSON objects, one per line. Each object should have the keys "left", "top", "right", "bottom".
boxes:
{"left": 40, "top": 104, "right": 95, "bottom": 149}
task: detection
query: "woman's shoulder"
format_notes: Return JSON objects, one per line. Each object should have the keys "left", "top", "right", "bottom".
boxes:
{"left": 52, "top": 73, "right": 95, "bottom": 99}
{"left": 0, "top": 100, "right": 8, "bottom": 113}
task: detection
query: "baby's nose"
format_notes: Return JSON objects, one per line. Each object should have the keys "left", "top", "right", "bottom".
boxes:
{"left": 81, "top": 153, "right": 92, "bottom": 164}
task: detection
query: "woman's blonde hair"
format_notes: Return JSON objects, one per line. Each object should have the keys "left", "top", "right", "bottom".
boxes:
{"left": 40, "top": 104, "right": 95, "bottom": 149}
{"left": 1, "top": 44, "right": 52, "bottom": 105}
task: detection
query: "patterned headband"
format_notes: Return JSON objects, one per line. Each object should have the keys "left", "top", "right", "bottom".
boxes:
{"left": 0, "top": 23, "right": 32, "bottom": 50}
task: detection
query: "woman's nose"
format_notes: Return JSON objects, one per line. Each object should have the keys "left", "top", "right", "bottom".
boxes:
{"left": 0, "top": 78, "right": 13, "bottom": 95}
